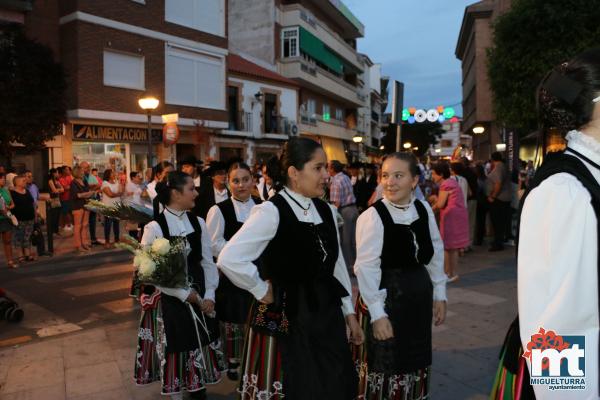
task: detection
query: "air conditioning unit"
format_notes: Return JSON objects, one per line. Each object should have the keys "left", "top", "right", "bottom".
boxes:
{"left": 286, "top": 121, "right": 299, "bottom": 137}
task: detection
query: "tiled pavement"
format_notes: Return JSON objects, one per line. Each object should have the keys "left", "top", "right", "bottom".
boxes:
{"left": 0, "top": 244, "right": 517, "bottom": 399}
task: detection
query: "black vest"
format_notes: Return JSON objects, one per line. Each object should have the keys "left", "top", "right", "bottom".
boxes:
{"left": 503, "top": 150, "right": 600, "bottom": 395}
{"left": 260, "top": 193, "right": 348, "bottom": 318}
{"left": 216, "top": 196, "right": 262, "bottom": 240}
{"left": 373, "top": 199, "right": 434, "bottom": 271}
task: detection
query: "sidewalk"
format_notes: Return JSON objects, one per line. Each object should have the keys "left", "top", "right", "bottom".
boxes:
{"left": 0, "top": 245, "right": 517, "bottom": 399}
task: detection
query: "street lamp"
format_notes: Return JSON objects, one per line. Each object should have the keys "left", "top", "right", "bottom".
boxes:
{"left": 472, "top": 126, "right": 485, "bottom": 134}
{"left": 403, "top": 142, "right": 412, "bottom": 149}
{"left": 353, "top": 133, "right": 363, "bottom": 143}
{"left": 138, "top": 96, "right": 159, "bottom": 168}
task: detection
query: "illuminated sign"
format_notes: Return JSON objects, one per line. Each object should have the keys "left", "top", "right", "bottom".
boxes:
{"left": 402, "top": 106, "right": 456, "bottom": 124}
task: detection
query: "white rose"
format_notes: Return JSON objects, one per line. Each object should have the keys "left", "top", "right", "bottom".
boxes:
{"left": 151, "top": 238, "right": 171, "bottom": 256}
{"left": 138, "top": 257, "right": 157, "bottom": 278}
{"left": 133, "top": 250, "right": 144, "bottom": 267}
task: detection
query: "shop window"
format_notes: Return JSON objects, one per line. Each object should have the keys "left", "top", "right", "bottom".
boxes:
{"left": 103, "top": 50, "right": 144, "bottom": 90}
{"left": 166, "top": 45, "right": 225, "bottom": 110}
{"left": 165, "top": 0, "right": 225, "bottom": 37}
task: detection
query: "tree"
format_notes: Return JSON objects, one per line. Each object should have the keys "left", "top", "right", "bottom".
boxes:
{"left": 0, "top": 24, "right": 67, "bottom": 165}
{"left": 488, "top": 0, "right": 600, "bottom": 135}
{"left": 381, "top": 122, "right": 444, "bottom": 157}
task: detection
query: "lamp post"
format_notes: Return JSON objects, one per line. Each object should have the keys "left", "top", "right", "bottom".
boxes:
{"left": 138, "top": 96, "right": 159, "bottom": 168}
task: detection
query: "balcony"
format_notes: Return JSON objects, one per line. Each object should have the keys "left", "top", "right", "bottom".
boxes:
{"left": 224, "top": 111, "right": 290, "bottom": 141}
{"left": 299, "top": 112, "right": 358, "bottom": 141}
{"left": 280, "top": 5, "right": 363, "bottom": 72}
{"left": 279, "top": 57, "right": 365, "bottom": 107}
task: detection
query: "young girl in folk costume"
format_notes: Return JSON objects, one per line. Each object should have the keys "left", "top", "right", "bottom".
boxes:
{"left": 353, "top": 152, "right": 447, "bottom": 400}
{"left": 491, "top": 49, "right": 600, "bottom": 400}
{"left": 218, "top": 138, "right": 364, "bottom": 400}
{"left": 133, "top": 171, "right": 225, "bottom": 400}
{"left": 206, "top": 162, "right": 262, "bottom": 380}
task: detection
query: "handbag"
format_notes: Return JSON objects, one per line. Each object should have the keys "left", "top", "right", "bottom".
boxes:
{"left": 6, "top": 211, "right": 18, "bottom": 227}
{"left": 250, "top": 285, "right": 289, "bottom": 337}
{"left": 31, "top": 224, "right": 44, "bottom": 247}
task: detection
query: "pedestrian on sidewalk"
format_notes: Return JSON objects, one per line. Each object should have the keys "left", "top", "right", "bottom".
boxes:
{"left": 0, "top": 173, "right": 17, "bottom": 268}
{"left": 47, "top": 168, "right": 63, "bottom": 236}
{"left": 329, "top": 160, "right": 359, "bottom": 268}
{"left": 134, "top": 171, "right": 224, "bottom": 400}
{"left": 206, "top": 162, "right": 261, "bottom": 381}
{"left": 100, "top": 169, "right": 123, "bottom": 249}
{"left": 81, "top": 162, "right": 101, "bottom": 246}
{"left": 353, "top": 152, "right": 447, "bottom": 400}
{"left": 10, "top": 175, "right": 37, "bottom": 262}
{"left": 485, "top": 152, "right": 512, "bottom": 251}
{"left": 430, "top": 161, "right": 469, "bottom": 282}
{"left": 70, "top": 166, "right": 95, "bottom": 254}
{"left": 58, "top": 166, "right": 73, "bottom": 233}
{"left": 218, "top": 138, "right": 363, "bottom": 400}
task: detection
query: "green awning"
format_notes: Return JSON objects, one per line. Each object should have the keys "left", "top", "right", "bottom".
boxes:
{"left": 299, "top": 27, "right": 344, "bottom": 75}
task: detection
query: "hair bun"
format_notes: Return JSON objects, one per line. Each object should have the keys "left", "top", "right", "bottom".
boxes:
{"left": 538, "top": 88, "right": 578, "bottom": 133}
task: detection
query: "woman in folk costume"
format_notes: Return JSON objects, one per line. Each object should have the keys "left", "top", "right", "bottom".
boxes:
{"left": 133, "top": 171, "right": 225, "bottom": 400}
{"left": 353, "top": 152, "right": 447, "bottom": 400}
{"left": 489, "top": 49, "right": 600, "bottom": 400}
{"left": 206, "top": 162, "right": 262, "bottom": 380}
{"left": 217, "top": 138, "right": 364, "bottom": 400}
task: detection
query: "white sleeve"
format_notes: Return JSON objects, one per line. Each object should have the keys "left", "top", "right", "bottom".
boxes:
{"left": 329, "top": 204, "right": 355, "bottom": 316}
{"left": 354, "top": 207, "right": 387, "bottom": 322}
{"left": 206, "top": 205, "right": 226, "bottom": 259}
{"left": 140, "top": 221, "right": 192, "bottom": 302}
{"left": 198, "top": 218, "right": 219, "bottom": 301}
{"left": 421, "top": 200, "right": 447, "bottom": 302}
{"left": 518, "top": 174, "right": 599, "bottom": 400}
{"left": 217, "top": 202, "right": 279, "bottom": 300}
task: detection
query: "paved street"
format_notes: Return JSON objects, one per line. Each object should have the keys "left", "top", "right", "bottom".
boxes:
{"left": 0, "top": 243, "right": 517, "bottom": 399}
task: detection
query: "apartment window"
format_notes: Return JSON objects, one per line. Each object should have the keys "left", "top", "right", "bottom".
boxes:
{"left": 335, "top": 108, "right": 344, "bottom": 121}
{"left": 322, "top": 104, "right": 331, "bottom": 120}
{"left": 103, "top": 50, "right": 144, "bottom": 90}
{"left": 165, "top": 0, "right": 225, "bottom": 37}
{"left": 282, "top": 28, "right": 299, "bottom": 58}
{"left": 166, "top": 45, "right": 225, "bottom": 110}
{"left": 307, "top": 99, "right": 316, "bottom": 115}
{"left": 441, "top": 140, "right": 453, "bottom": 147}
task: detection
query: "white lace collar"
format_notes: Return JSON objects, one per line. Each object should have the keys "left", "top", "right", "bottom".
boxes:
{"left": 566, "top": 130, "right": 600, "bottom": 163}
{"left": 282, "top": 186, "right": 312, "bottom": 208}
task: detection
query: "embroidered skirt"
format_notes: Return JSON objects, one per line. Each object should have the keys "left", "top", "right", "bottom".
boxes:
{"left": 220, "top": 322, "right": 246, "bottom": 363}
{"left": 133, "top": 292, "right": 226, "bottom": 395}
{"left": 353, "top": 297, "right": 431, "bottom": 400}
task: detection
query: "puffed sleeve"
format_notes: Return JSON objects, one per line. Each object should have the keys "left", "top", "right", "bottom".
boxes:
{"left": 206, "top": 204, "right": 226, "bottom": 259}
{"left": 421, "top": 200, "right": 447, "bottom": 301}
{"left": 217, "top": 202, "right": 279, "bottom": 300}
{"left": 353, "top": 206, "right": 387, "bottom": 321}
{"left": 140, "top": 221, "right": 192, "bottom": 303}
{"left": 329, "top": 204, "right": 355, "bottom": 316}
{"left": 518, "top": 173, "right": 599, "bottom": 400}
{"left": 198, "top": 217, "right": 219, "bottom": 301}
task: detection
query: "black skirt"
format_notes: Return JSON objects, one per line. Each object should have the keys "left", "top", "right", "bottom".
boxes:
{"left": 215, "top": 274, "right": 254, "bottom": 324}
{"left": 367, "top": 267, "right": 433, "bottom": 375}
{"left": 278, "top": 283, "right": 357, "bottom": 400}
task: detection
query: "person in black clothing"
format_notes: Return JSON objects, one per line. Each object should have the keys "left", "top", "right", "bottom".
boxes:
{"left": 195, "top": 161, "right": 230, "bottom": 219}
{"left": 10, "top": 175, "right": 37, "bottom": 262}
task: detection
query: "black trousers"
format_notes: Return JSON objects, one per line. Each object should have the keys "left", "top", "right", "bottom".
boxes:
{"left": 474, "top": 198, "right": 488, "bottom": 245}
{"left": 489, "top": 199, "right": 511, "bottom": 247}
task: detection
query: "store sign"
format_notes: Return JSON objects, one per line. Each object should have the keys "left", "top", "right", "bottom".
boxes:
{"left": 73, "top": 124, "right": 162, "bottom": 143}
{"left": 163, "top": 122, "right": 180, "bottom": 145}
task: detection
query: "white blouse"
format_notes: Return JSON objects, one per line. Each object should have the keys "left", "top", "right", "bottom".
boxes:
{"left": 519, "top": 130, "right": 600, "bottom": 400}
{"left": 206, "top": 197, "right": 258, "bottom": 259}
{"left": 141, "top": 208, "right": 219, "bottom": 303}
{"left": 217, "top": 188, "right": 355, "bottom": 316}
{"left": 354, "top": 197, "right": 447, "bottom": 322}
{"left": 146, "top": 180, "right": 158, "bottom": 201}
{"left": 214, "top": 187, "right": 229, "bottom": 204}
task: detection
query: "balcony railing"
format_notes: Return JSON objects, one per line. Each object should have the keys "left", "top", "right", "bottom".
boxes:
{"left": 228, "top": 111, "right": 252, "bottom": 132}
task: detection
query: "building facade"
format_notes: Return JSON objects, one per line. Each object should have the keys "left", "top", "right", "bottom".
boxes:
{"left": 228, "top": 0, "right": 366, "bottom": 164}
{"left": 220, "top": 53, "right": 298, "bottom": 165}
{"left": 429, "top": 118, "right": 472, "bottom": 159}
{"left": 455, "top": 0, "right": 512, "bottom": 161}
{"left": 27, "top": 0, "right": 230, "bottom": 175}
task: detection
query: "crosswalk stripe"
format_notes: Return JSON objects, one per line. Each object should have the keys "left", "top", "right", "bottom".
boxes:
{"left": 99, "top": 298, "right": 139, "bottom": 314}
{"left": 36, "top": 263, "right": 133, "bottom": 284}
{"left": 63, "top": 278, "right": 132, "bottom": 296}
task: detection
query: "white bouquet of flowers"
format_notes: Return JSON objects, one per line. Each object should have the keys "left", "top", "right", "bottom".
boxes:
{"left": 119, "top": 236, "right": 188, "bottom": 288}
